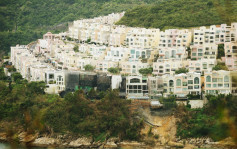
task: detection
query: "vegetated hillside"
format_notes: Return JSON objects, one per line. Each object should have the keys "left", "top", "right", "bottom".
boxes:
{"left": 0, "top": 0, "right": 162, "bottom": 54}
{"left": 116, "top": 0, "right": 237, "bottom": 30}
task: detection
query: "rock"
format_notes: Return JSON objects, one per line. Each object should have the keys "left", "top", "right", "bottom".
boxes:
{"left": 107, "top": 137, "right": 119, "bottom": 143}
{"left": 104, "top": 141, "right": 117, "bottom": 148}
{"left": 118, "top": 141, "right": 145, "bottom": 147}
{"left": 0, "top": 133, "right": 7, "bottom": 141}
{"left": 69, "top": 137, "right": 92, "bottom": 147}
{"left": 168, "top": 141, "right": 184, "bottom": 148}
{"left": 18, "top": 132, "right": 37, "bottom": 143}
{"left": 91, "top": 142, "right": 102, "bottom": 148}
{"left": 31, "top": 137, "right": 61, "bottom": 147}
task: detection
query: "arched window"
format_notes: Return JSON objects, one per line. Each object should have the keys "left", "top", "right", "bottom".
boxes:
{"left": 176, "top": 79, "right": 181, "bottom": 86}
{"left": 136, "top": 51, "right": 140, "bottom": 58}
{"left": 206, "top": 76, "right": 211, "bottom": 82}
{"left": 224, "top": 76, "right": 229, "bottom": 82}
{"left": 169, "top": 80, "right": 174, "bottom": 87}
{"left": 194, "top": 77, "right": 199, "bottom": 84}
{"left": 130, "top": 78, "right": 140, "bottom": 83}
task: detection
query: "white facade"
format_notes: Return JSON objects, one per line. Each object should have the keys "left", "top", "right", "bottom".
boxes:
{"left": 159, "top": 29, "right": 192, "bottom": 48}
{"left": 204, "top": 70, "right": 232, "bottom": 95}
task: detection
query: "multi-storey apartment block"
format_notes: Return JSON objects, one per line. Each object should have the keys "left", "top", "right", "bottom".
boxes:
{"left": 194, "top": 23, "right": 237, "bottom": 45}
{"left": 126, "top": 28, "right": 160, "bottom": 49}
{"left": 126, "top": 76, "right": 149, "bottom": 99}
{"left": 204, "top": 70, "right": 232, "bottom": 95}
{"left": 153, "top": 60, "right": 184, "bottom": 76}
{"left": 190, "top": 44, "right": 218, "bottom": 60}
{"left": 222, "top": 42, "right": 237, "bottom": 71}
{"left": 159, "top": 29, "right": 192, "bottom": 48}
{"left": 158, "top": 47, "right": 187, "bottom": 61}
{"left": 188, "top": 59, "right": 216, "bottom": 74}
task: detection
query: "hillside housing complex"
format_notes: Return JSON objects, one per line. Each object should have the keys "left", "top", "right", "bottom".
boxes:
{"left": 8, "top": 12, "right": 237, "bottom": 99}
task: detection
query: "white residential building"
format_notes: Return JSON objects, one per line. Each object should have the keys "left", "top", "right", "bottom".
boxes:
{"left": 190, "top": 44, "right": 218, "bottom": 59}
{"left": 222, "top": 42, "right": 237, "bottom": 71}
{"left": 120, "top": 61, "right": 150, "bottom": 75}
{"left": 126, "top": 75, "right": 149, "bottom": 99}
{"left": 159, "top": 29, "right": 192, "bottom": 48}
{"left": 204, "top": 70, "right": 232, "bottom": 95}
{"left": 153, "top": 60, "right": 184, "bottom": 76}
{"left": 158, "top": 47, "right": 187, "bottom": 61}
{"left": 126, "top": 28, "right": 160, "bottom": 49}
{"left": 188, "top": 59, "right": 217, "bottom": 74}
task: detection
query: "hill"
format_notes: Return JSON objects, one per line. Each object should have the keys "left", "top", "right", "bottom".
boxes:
{"left": 0, "top": 0, "right": 161, "bottom": 54}
{"left": 116, "top": 0, "right": 237, "bottom": 30}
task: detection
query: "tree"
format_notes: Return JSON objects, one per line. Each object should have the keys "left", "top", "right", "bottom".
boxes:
{"left": 85, "top": 38, "right": 91, "bottom": 43}
{"left": 212, "top": 62, "right": 228, "bottom": 71}
{"left": 175, "top": 67, "right": 188, "bottom": 74}
{"left": 139, "top": 67, "right": 153, "bottom": 76}
{"left": 217, "top": 44, "right": 225, "bottom": 59}
{"left": 108, "top": 67, "right": 120, "bottom": 74}
{"left": 12, "top": 72, "right": 22, "bottom": 82}
{"left": 26, "top": 81, "right": 46, "bottom": 95}
{"left": 84, "top": 64, "right": 95, "bottom": 71}
{"left": 73, "top": 45, "right": 79, "bottom": 52}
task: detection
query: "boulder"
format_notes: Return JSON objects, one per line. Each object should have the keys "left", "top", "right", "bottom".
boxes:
{"left": 69, "top": 137, "right": 92, "bottom": 147}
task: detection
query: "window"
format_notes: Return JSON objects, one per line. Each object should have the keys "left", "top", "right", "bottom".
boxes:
{"left": 130, "top": 78, "right": 140, "bottom": 83}
{"left": 188, "top": 86, "right": 193, "bottom": 89}
{"left": 194, "top": 85, "right": 199, "bottom": 89}
{"left": 213, "top": 84, "right": 217, "bottom": 88}
{"left": 206, "top": 76, "right": 211, "bottom": 82}
{"left": 49, "top": 74, "right": 54, "bottom": 79}
{"left": 188, "top": 80, "right": 193, "bottom": 84}
{"left": 212, "top": 78, "right": 217, "bottom": 82}
{"left": 136, "top": 51, "right": 140, "bottom": 58}
{"left": 176, "top": 79, "right": 181, "bottom": 86}
{"left": 224, "top": 76, "right": 229, "bottom": 82}
{"left": 198, "top": 53, "right": 203, "bottom": 56}
{"left": 218, "top": 78, "right": 223, "bottom": 82}
{"left": 169, "top": 80, "right": 174, "bottom": 87}
{"left": 206, "top": 84, "right": 211, "bottom": 88}
{"left": 203, "top": 63, "right": 207, "bottom": 69}
{"left": 218, "top": 84, "right": 223, "bottom": 87}
{"left": 183, "top": 82, "right": 187, "bottom": 86}
{"left": 165, "top": 51, "right": 169, "bottom": 59}
{"left": 194, "top": 77, "right": 199, "bottom": 84}
{"left": 224, "top": 84, "right": 229, "bottom": 87}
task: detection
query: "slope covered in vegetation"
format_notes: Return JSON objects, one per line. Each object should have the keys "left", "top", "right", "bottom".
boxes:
{"left": 0, "top": 66, "right": 143, "bottom": 141}
{"left": 0, "top": 0, "right": 161, "bottom": 53}
{"left": 117, "top": 0, "right": 237, "bottom": 30}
